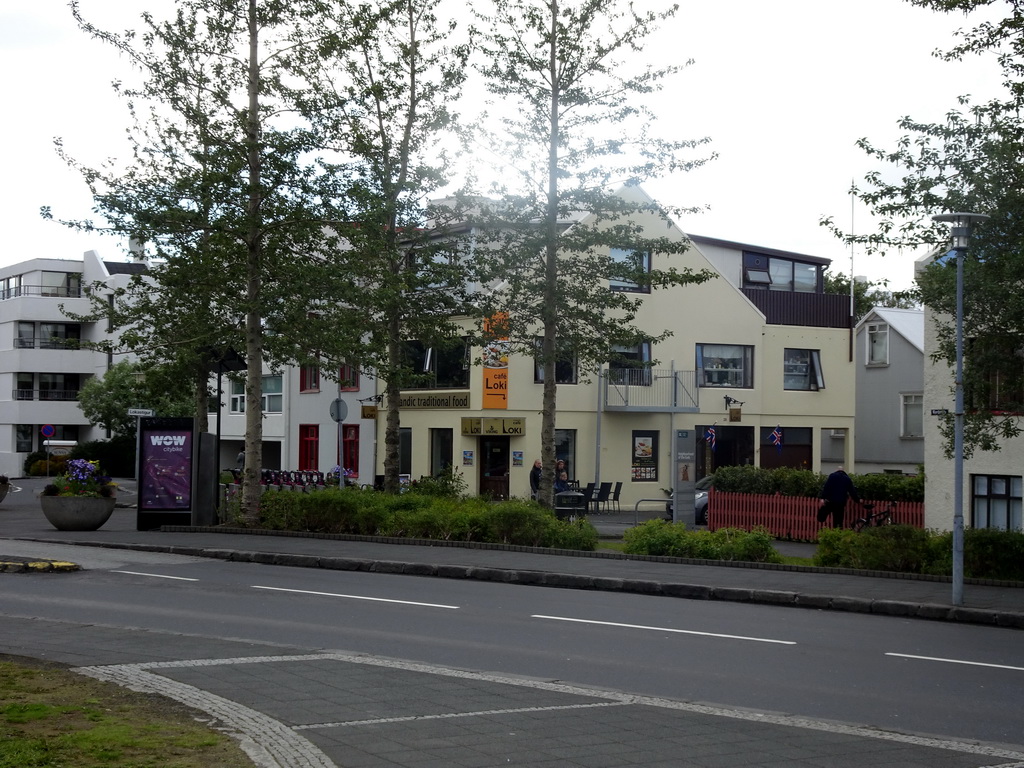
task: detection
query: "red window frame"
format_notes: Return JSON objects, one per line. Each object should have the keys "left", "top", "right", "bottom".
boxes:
{"left": 300, "top": 365, "right": 320, "bottom": 392}
{"left": 339, "top": 362, "right": 360, "bottom": 392}
{"left": 298, "top": 424, "right": 319, "bottom": 471}
{"left": 342, "top": 424, "right": 359, "bottom": 477}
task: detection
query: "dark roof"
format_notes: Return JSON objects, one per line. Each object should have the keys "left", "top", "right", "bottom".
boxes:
{"left": 104, "top": 261, "right": 148, "bottom": 275}
{"left": 687, "top": 234, "right": 831, "bottom": 266}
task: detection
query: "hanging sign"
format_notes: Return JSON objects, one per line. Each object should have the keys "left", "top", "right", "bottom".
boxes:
{"left": 482, "top": 313, "right": 509, "bottom": 410}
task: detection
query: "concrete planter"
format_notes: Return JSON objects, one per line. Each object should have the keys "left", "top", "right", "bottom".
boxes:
{"left": 40, "top": 495, "right": 116, "bottom": 531}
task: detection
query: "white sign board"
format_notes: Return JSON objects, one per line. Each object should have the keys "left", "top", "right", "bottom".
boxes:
{"left": 128, "top": 408, "right": 155, "bottom": 417}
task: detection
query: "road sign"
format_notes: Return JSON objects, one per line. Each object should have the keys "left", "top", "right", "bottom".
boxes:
{"left": 329, "top": 398, "right": 348, "bottom": 423}
{"left": 128, "top": 408, "right": 155, "bottom": 417}
{"left": 40, "top": 424, "right": 55, "bottom": 438}
{"left": 930, "top": 408, "right": 950, "bottom": 416}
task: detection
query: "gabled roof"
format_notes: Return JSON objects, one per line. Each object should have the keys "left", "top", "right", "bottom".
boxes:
{"left": 857, "top": 307, "right": 924, "bottom": 353}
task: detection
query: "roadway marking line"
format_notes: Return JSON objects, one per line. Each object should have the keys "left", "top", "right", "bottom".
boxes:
{"left": 531, "top": 614, "right": 796, "bottom": 645}
{"left": 295, "top": 701, "right": 628, "bottom": 730}
{"left": 112, "top": 571, "right": 199, "bottom": 581}
{"left": 252, "top": 585, "right": 459, "bottom": 609}
{"left": 886, "top": 653, "right": 1024, "bottom": 673}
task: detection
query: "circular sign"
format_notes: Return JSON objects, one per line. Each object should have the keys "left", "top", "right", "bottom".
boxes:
{"left": 40, "top": 424, "right": 55, "bottom": 438}
{"left": 329, "top": 398, "right": 348, "bottom": 423}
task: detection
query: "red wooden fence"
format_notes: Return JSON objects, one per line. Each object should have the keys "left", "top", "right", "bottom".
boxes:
{"left": 707, "top": 490, "right": 924, "bottom": 542}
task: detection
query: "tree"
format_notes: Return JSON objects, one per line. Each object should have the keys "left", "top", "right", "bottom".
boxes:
{"left": 821, "top": 1, "right": 1024, "bottom": 456}
{"left": 471, "top": 0, "right": 713, "bottom": 505}
{"left": 305, "top": 0, "right": 476, "bottom": 494}
{"left": 822, "top": 271, "right": 919, "bottom": 324}
{"left": 53, "top": 1, "right": 368, "bottom": 518}
{"left": 77, "top": 360, "right": 194, "bottom": 437}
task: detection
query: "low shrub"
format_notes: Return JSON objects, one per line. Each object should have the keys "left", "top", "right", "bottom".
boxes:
{"left": 622, "top": 520, "right": 783, "bottom": 563}
{"left": 28, "top": 456, "right": 68, "bottom": 477}
{"left": 712, "top": 465, "right": 923, "bottom": 501}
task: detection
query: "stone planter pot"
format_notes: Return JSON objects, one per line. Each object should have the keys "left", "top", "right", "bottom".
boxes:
{"left": 40, "top": 495, "right": 116, "bottom": 532}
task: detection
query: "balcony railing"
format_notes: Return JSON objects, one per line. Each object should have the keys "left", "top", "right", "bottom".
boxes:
{"left": 604, "top": 368, "right": 699, "bottom": 412}
{"left": 0, "top": 285, "right": 83, "bottom": 300}
{"left": 14, "top": 337, "right": 83, "bottom": 350}
{"left": 741, "top": 288, "right": 850, "bottom": 328}
{"left": 12, "top": 389, "right": 80, "bottom": 401}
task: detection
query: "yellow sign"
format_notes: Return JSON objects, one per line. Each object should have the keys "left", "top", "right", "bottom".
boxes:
{"left": 483, "top": 313, "right": 509, "bottom": 410}
{"left": 361, "top": 405, "right": 378, "bottom": 419}
{"left": 461, "top": 418, "right": 525, "bottom": 436}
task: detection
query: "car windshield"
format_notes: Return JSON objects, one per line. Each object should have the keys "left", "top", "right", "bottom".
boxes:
{"left": 695, "top": 475, "right": 714, "bottom": 490}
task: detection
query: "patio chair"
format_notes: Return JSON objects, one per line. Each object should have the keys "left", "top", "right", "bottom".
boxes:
{"left": 595, "top": 482, "right": 612, "bottom": 513}
{"left": 609, "top": 481, "right": 623, "bottom": 512}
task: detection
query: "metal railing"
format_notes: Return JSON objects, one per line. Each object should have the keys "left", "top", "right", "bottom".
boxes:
{"left": 14, "top": 337, "right": 82, "bottom": 350}
{"left": 604, "top": 368, "right": 699, "bottom": 412}
{"left": 12, "top": 389, "right": 80, "bottom": 401}
{"left": 0, "top": 285, "right": 83, "bottom": 300}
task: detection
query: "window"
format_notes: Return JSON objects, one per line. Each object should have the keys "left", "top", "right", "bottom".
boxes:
{"left": 901, "top": 393, "right": 924, "bottom": 438}
{"left": 697, "top": 344, "right": 753, "bottom": 388}
{"left": 867, "top": 323, "right": 888, "bottom": 365}
{"left": 2, "top": 275, "right": 22, "bottom": 299}
{"left": 230, "top": 375, "right": 283, "bottom": 413}
{"left": 300, "top": 364, "right": 320, "bottom": 392}
{"left": 972, "top": 475, "right": 1022, "bottom": 530}
{"left": 399, "top": 427, "right": 412, "bottom": 476}
{"left": 429, "top": 428, "right": 453, "bottom": 477}
{"left": 609, "top": 247, "right": 651, "bottom": 293}
{"left": 342, "top": 424, "right": 360, "bottom": 476}
{"left": 40, "top": 272, "right": 81, "bottom": 298}
{"left": 783, "top": 349, "right": 824, "bottom": 391}
{"left": 403, "top": 339, "right": 470, "bottom": 389}
{"left": 38, "top": 373, "right": 80, "bottom": 401}
{"left": 339, "top": 362, "right": 360, "bottom": 391}
{"left": 555, "top": 429, "right": 577, "bottom": 480}
{"left": 298, "top": 424, "right": 319, "bottom": 471}
{"left": 533, "top": 338, "right": 577, "bottom": 384}
{"left": 38, "top": 323, "right": 81, "bottom": 349}
{"left": 16, "top": 322, "right": 34, "bottom": 348}
{"left": 742, "top": 252, "right": 820, "bottom": 292}
{"left": 609, "top": 341, "right": 652, "bottom": 386}
{"left": 15, "top": 424, "right": 32, "bottom": 453}
{"left": 15, "top": 373, "right": 33, "bottom": 400}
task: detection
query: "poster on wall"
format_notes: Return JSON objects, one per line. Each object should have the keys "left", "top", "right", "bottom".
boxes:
{"left": 138, "top": 418, "right": 193, "bottom": 511}
{"left": 512, "top": 451, "right": 523, "bottom": 467}
{"left": 482, "top": 313, "right": 509, "bottom": 409}
{"left": 463, "top": 450, "right": 474, "bottom": 466}
{"left": 631, "top": 430, "right": 658, "bottom": 481}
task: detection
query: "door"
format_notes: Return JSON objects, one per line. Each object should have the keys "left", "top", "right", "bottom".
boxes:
{"left": 479, "top": 436, "right": 510, "bottom": 499}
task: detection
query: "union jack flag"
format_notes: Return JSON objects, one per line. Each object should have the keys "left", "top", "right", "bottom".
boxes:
{"left": 770, "top": 425, "right": 783, "bottom": 454}
{"left": 704, "top": 424, "right": 716, "bottom": 452}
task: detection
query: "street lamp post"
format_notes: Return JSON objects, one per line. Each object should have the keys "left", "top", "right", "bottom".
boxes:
{"left": 932, "top": 212, "right": 988, "bottom": 606}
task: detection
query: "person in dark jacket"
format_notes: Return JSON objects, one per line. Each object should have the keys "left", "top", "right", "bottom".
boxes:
{"left": 529, "top": 459, "right": 542, "bottom": 500}
{"left": 820, "top": 466, "right": 860, "bottom": 528}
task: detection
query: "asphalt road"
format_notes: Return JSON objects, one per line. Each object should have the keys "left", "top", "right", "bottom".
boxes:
{"left": 2, "top": 544, "right": 1022, "bottom": 752}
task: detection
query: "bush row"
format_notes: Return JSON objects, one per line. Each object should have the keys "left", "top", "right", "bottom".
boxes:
{"left": 24, "top": 436, "right": 136, "bottom": 478}
{"left": 621, "top": 519, "right": 783, "bottom": 563}
{"left": 815, "top": 526, "right": 1024, "bottom": 581}
{"left": 223, "top": 487, "right": 599, "bottom": 550}
{"left": 712, "top": 465, "right": 924, "bottom": 502}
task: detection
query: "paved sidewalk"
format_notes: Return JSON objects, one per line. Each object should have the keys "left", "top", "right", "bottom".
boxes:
{"left": 3, "top": 477, "right": 1024, "bottom": 768}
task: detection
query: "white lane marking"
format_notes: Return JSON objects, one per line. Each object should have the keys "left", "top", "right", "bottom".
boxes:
{"left": 112, "top": 571, "right": 199, "bottom": 581}
{"left": 295, "top": 701, "right": 628, "bottom": 730}
{"left": 887, "top": 653, "right": 1024, "bottom": 673}
{"left": 532, "top": 614, "right": 796, "bottom": 645}
{"left": 252, "top": 585, "right": 459, "bottom": 609}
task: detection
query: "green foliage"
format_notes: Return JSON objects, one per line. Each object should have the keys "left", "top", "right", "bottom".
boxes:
{"left": 69, "top": 436, "right": 137, "bottom": 477}
{"left": 622, "top": 520, "right": 783, "bottom": 563}
{"left": 225, "top": 488, "right": 598, "bottom": 550}
{"left": 28, "top": 456, "right": 68, "bottom": 477}
{"left": 711, "top": 465, "right": 923, "bottom": 501}
{"left": 76, "top": 360, "right": 194, "bottom": 438}
{"left": 823, "top": 270, "right": 919, "bottom": 323}
{"left": 816, "top": 526, "right": 1024, "bottom": 581}
{"left": 409, "top": 466, "right": 469, "bottom": 498}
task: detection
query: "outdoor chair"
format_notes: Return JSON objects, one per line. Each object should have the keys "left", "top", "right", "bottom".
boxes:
{"left": 609, "top": 481, "right": 623, "bottom": 512}
{"left": 595, "top": 482, "right": 612, "bottom": 513}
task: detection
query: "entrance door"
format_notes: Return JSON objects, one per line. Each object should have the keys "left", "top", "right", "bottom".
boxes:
{"left": 479, "top": 436, "right": 510, "bottom": 499}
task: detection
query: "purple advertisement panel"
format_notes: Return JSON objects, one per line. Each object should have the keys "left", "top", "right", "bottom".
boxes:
{"left": 139, "top": 427, "right": 192, "bottom": 510}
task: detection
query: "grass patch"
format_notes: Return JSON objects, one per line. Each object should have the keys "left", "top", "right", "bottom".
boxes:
{"left": 0, "top": 656, "right": 254, "bottom": 767}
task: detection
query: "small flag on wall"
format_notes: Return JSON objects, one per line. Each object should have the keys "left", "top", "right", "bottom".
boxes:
{"left": 770, "top": 424, "right": 783, "bottom": 454}
{"left": 704, "top": 424, "right": 716, "bottom": 452}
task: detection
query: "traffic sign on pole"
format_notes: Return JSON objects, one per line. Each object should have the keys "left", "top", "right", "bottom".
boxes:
{"left": 128, "top": 408, "right": 155, "bottom": 417}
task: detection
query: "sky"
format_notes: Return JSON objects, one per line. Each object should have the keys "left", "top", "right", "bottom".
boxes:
{"left": 0, "top": 1, "right": 1005, "bottom": 292}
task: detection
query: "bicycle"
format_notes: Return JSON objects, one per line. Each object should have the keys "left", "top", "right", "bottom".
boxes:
{"left": 852, "top": 501, "right": 896, "bottom": 532}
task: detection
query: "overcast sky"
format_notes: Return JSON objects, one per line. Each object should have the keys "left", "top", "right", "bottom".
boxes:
{"left": 0, "top": 1, "right": 1004, "bottom": 291}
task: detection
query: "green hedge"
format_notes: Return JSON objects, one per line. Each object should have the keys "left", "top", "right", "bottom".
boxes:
{"left": 712, "top": 465, "right": 924, "bottom": 502}
{"left": 223, "top": 487, "right": 598, "bottom": 550}
{"left": 815, "top": 526, "right": 1024, "bottom": 581}
{"left": 621, "top": 519, "right": 783, "bottom": 563}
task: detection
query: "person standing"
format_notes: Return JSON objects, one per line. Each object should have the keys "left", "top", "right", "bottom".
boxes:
{"left": 820, "top": 466, "right": 860, "bottom": 528}
{"left": 529, "top": 459, "right": 542, "bottom": 500}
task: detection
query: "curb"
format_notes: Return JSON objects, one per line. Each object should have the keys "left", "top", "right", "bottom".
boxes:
{"left": 0, "top": 557, "right": 79, "bottom": 573}
{"left": 30, "top": 539, "right": 1024, "bottom": 629}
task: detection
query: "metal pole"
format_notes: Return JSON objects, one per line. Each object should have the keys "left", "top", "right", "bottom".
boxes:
{"left": 953, "top": 246, "right": 965, "bottom": 606}
{"left": 933, "top": 212, "right": 988, "bottom": 607}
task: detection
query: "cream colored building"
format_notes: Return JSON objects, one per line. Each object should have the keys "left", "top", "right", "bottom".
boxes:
{"left": 917, "top": 251, "right": 1023, "bottom": 532}
{"left": 382, "top": 188, "right": 857, "bottom": 513}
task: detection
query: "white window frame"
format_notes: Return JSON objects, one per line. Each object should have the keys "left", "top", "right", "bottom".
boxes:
{"left": 867, "top": 322, "right": 889, "bottom": 366}
{"left": 901, "top": 392, "right": 923, "bottom": 438}
{"left": 697, "top": 343, "right": 754, "bottom": 388}
{"left": 609, "top": 247, "right": 651, "bottom": 293}
{"left": 230, "top": 375, "right": 283, "bottom": 414}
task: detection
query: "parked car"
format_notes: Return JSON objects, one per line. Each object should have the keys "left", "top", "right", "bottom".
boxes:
{"left": 694, "top": 474, "right": 714, "bottom": 526}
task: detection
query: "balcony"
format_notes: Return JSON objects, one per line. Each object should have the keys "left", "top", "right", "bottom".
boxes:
{"left": 741, "top": 288, "right": 850, "bottom": 328}
{"left": 0, "top": 285, "right": 83, "bottom": 300}
{"left": 13, "top": 389, "right": 80, "bottom": 402}
{"left": 15, "top": 337, "right": 82, "bottom": 350}
{"left": 604, "top": 368, "right": 699, "bottom": 412}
